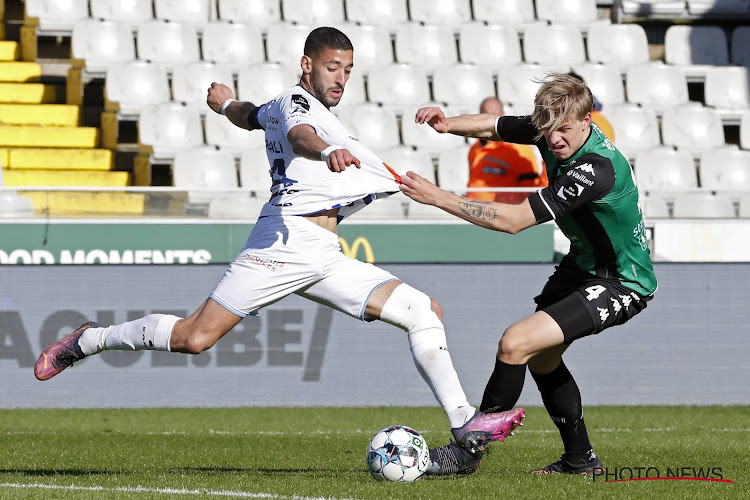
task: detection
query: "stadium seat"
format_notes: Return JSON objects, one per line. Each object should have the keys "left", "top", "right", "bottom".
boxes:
{"left": 237, "top": 63, "right": 301, "bottom": 104}
{"left": 458, "top": 24, "right": 522, "bottom": 67}
{"left": 337, "top": 69, "right": 366, "bottom": 108}
{"left": 739, "top": 194, "right": 750, "bottom": 217}
{"left": 336, "top": 105, "right": 401, "bottom": 149}
{"left": 472, "top": 0, "right": 540, "bottom": 31}
{"left": 497, "top": 65, "right": 568, "bottom": 115}
{"left": 587, "top": 24, "right": 650, "bottom": 74}
{"left": 401, "top": 107, "right": 468, "bottom": 153}
{"left": 664, "top": 25, "right": 729, "bottom": 80}
{"left": 344, "top": 0, "right": 409, "bottom": 27}
{"left": 661, "top": 104, "right": 726, "bottom": 156}
{"left": 217, "top": 0, "right": 282, "bottom": 26}
{"left": 202, "top": 23, "right": 265, "bottom": 70}
{"left": 105, "top": 62, "right": 170, "bottom": 117}
{"left": 607, "top": 104, "right": 661, "bottom": 160}
{"left": 704, "top": 66, "right": 750, "bottom": 123}
{"left": 619, "top": 1, "right": 688, "bottom": 17}
{"left": 138, "top": 103, "right": 204, "bottom": 161}
{"left": 341, "top": 25, "right": 394, "bottom": 70}
{"left": 523, "top": 25, "right": 586, "bottom": 66}
{"left": 282, "top": 0, "right": 345, "bottom": 25}
{"left": 239, "top": 147, "right": 271, "bottom": 193}
{"left": 699, "top": 148, "right": 750, "bottom": 191}
{"left": 208, "top": 195, "right": 268, "bottom": 219}
{"left": 71, "top": 20, "right": 135, "bottom": 76}
{"left": 154, "top": 0, "right": 211, "bottom": 25}
{"left": 367, "top": 64, "right": 431, "bottom": 110}
{"left": 626, "top": 63, "right": 689, "bottom": 114}
{"left": 742, "top": 110, "right": 750, "bottom": 149}
{"left": 672, "top": 192, "right": 736, "bottom": 218}
{"left": 0, "top": 192, "right": 34, "bottom": 217}
{"left": 172, "top": 62, "right": 235, "bottom": 111}
{"left": 374, "top": 148, "right": 436, "bottom": 184}
{"left": 394, "top": 25, "right": 458, "bottom": 68}
{"left": 173, "top": 148, "right": 239, "bottom": 205}
{"left": 687, "top": 0, "right": 750, "bottom": 15}
{"left": 136, "top": 21, "right": 200, "bottom": 71}
{"left": 535, "top": 0, "right": 610, "bottom": 30}
{"left": 432, "top": 65, "right": 495, "bottom": 108}
{"left": 90, "top": 0, "right": 154, "bottom": 29}
{"left": 205, "top": 108, "right": 267, "bottom": 155}
{"left": 731, "top": 26, "right": 750, "bottom": 67}
{"left": 25, "top": 0, "right": 88, "bottom": 32}
{"left": 408, "top": 0, "right": 472, "bottom": 26}
{"left": 436, "top": 144, "right": 471, "bottom": 193}
{"left": 640, "top": 196, "right": 670, "bottom": 218}
{"left": 634, "top": 147, "right": 698, "bottom": 192}
{"left": 571, "top": 64, "right": 626, "bottom": 106}
{"left": 351, "top": 196, "right": 406, "bottom": 220}
{"left": 266, "top": 24, "right": 311, "bottom": 65}
{"left": 405, "top": 199, "right": 458, "bottom": 220}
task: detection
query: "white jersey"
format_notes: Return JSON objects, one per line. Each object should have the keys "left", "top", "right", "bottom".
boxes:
{"left": 255, "top": 85, "right": 400, "bottom": 221}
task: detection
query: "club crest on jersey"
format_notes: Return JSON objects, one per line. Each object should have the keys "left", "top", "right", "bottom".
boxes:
{"left": 291, "top": 94, "right": 310, "bottom": 111}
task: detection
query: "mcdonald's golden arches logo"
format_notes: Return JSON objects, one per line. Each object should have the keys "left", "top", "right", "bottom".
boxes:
{"left": 338, "top": 236, "right": 375, "bottom": 263}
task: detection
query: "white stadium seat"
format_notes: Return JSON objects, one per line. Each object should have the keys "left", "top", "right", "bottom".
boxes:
{"left": 688, "top": 0, "right": 750, "bottom": 15}
{"left": 0, "top": 192, "right": 34, "bottom": 218}
{"left": 341, "top": 25, "right": 394, "bottom": 70}
{"left": 154, "top": 0, "right": 211, "bottom": 25}
{"left": 25, "top": 0, "right": 88, "bottom": 32}
{"left": 432, "top": 65, "right": 495, "bottom": 108}
{"left": 472, "top": 0, "right": 539, "bottom": 31}
{"left": 172, "top": 62, "right": 235, "bottom": 111}
{"left": 699, "top": 148, "right": 750, "bottom": 191}
{"left": 661, "top": 104, "right": 726, "bottom": 156}
{"left": 731, "top": 26, "right": 750, "bottom": 67}
{"left": 740, "top": 195, "right": 750, "bottom": 218}
{"left": 90, "top": 0, "right": 153, "bottom": 29}
{"left": 626, "top": 63, "right": 689, "bottom": 114}
{"left": 672, "top": 192, "right": 736, "bottom": 218}
{"left": 72, "top": 20, "right": 135, "bottom": 75}
{"left": 523, "top": 25, "right": 586, "bottom": 66}
{"left": 237, "top": 63, "right": 301, "bottom": 104}
{"left": 205, "top": 110, "right": 266, "bottom": 155}
{"left": 572, "top": 64, "right": 626, "bottom": 106}
{"left": 266, "top": 24, "right": 310, "bottom": 65}
{"left": 136, "top": 21, "right": 200, "bottom": 70}
{"left": 664, "top": 25, "right": 729, "bottom": 80}
{"left": 217, "top": 0, "right": 282, "bottom": 26}
{"left": 497, "top": 65, "right": 569, "bottom": 115}
{"left": 374, "top": 148, "right": 436, "bottom": 184}
{"left": 337, "top": 105, "right": 401, "bottom": 149}
{"left": 336, "top": 69, "right": 366, "bottom": 108}
{"left": 401, "top": 107, "right": 468, "bottom": 153}
{"left": 105, "top": 61, "right": 170, "bottom": 117}
{"left": 240, "top": 147, "right": 271, "bottom": 193}
{"left": 607, "top": 104, "right": 661, "bottom": 160}
{"left": 394, "top": 25, "right": 458, "bottom": 68}
{"left": 173, "top": 148, "right": 239, "bottom": 205}
{"left": 208, "top": 196, "right": 268, "bottom": 219}
{"left": 458, "top": 24, "right": 522, "bottom": 67}
{"left": 437, "top": 144, "right": 472, "bottom": 193}
{"left": 351, "top": 196, "right": 407, "bottom": 221}
{"left": 282, "top": 0, "right": 345, "bottom": 25}
{"left": 640, "top": 196, "right": 671, "bottom": 218}
{"left": 535, "top": 0, "right": 610, "bottom": 30}
{"left": 138, "top": 103, "right": 204, "bottom": 161}
{"left": 405, "top": 199, "right": 458, "bottom": 220}
{"left": 742, "top": 110, "right": 750, "bottom": 150}
{"left": 620, "top": 0, "right": 688, "bottom": 17}
{"left": 367, "top": 64, "right": 431, "bottom": 109}
{"left": 202, "top": 23, "right": 265, "bottom": 70}
{"left": 587, "top": 24, "right": 650, "bottom": 74}
{"left": 408, "top": 0, "right": 472, "bottom": 26}
{"left": 634, "top": 147, "right": 698, "bottom": 191}
{"left": 344, "top": 0, "right": 409, "bottom": 26}
{"left": 704, "top": 66, "right": 750, "bottom": 122}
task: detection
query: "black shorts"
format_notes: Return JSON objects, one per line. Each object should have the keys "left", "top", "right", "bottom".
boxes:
{"left": 534, "top": 264, "right": 652, "bottom": 344}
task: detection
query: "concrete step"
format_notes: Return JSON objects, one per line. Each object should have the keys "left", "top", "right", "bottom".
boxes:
{"left": 0, "top": 147, "right": 113, "bottom": 170}
{"left": 0, "top": 103, "right": 79, "bottom": 126}
{"left": 21, "top": 191, "right": 146, "bottom": 215}
{"left": 0, "top": 61, "right": 42, "bottom": 82}
{"left": 3, "top": 169, "right": 130, "bottom": 186}
{"left": 0, "top": 124, "right": 99, "bottom": 148}
{"left": 0, "top": 82, "right": 59, "bottom": 103}
{"left": 0, "top": 41, "right": 20, "bottom": 61}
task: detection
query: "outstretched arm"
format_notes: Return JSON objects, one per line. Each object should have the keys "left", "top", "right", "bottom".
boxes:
{"left": 206, "top": 82, "right": 261, "bottom": 131}
{"left": 415, "top": 107, "right": 502, "bottom": 140}
{"left": 399, "top": 171, "right": 537, "bottom": 234}
{"left": 286, "top": 124, "right": 361, "bottom": 173}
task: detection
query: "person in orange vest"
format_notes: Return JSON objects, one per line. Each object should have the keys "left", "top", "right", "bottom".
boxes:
{"left": 467, "top": 97, "right": 547, "bottom": 204}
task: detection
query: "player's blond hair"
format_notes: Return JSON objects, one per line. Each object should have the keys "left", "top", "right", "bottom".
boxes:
{"left": 531, "top": 73, "right": 593, "bottom": 139}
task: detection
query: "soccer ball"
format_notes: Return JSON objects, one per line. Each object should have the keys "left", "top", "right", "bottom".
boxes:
{"left": 366, "top": 425, "right": 430, "bottom": 482}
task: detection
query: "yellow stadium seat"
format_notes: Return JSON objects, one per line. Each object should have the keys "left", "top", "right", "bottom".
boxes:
{"left": 0, "top": 125, "right": 99, "bottom": 148}
{"left": 0, "top": 83, "right": 58, "bottom": 104}
{"left": 0, "top": 62, "right": 42, "bottom": 83}
{"left": 3, "top": 169, "right": 130, "bottom": 187}
{"left": 5, "top": 148, "right": 113, "bottom": 170}
{"left": 0, "top": 104, "right": 79, "bottom": 126}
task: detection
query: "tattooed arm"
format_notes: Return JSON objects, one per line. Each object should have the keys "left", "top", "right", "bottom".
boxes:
{"left": 399, "top": 171, "right": 537, "bottom": 234}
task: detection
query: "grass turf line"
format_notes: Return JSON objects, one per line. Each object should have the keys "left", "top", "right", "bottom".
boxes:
{"left": 0, "top": 406, "right": 747, "bottom": 500}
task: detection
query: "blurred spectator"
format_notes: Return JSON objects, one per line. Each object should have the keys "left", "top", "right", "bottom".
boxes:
{"left": 467, "top": 97, "right": 547, "bottom": 203}
{"left": 568, "top": 71, "right": 615, "bottom": 142}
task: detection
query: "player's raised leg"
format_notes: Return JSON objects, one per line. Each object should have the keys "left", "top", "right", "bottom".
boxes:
{"left": 34, "top": 298, "right": 242, "bottom": 381}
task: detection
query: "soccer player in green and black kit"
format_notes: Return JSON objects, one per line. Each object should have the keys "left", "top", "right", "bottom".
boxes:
{"left": 400, "top": 73, "right": 657, "bottom": 476}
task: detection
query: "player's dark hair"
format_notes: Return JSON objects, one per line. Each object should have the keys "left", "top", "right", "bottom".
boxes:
{"left": 304, "top": 27, "right": 353, "bottom": 57}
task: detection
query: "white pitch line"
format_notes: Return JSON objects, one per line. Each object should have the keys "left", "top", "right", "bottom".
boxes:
{"left": 0, "top": 482, "right": 355, "bottom": 500}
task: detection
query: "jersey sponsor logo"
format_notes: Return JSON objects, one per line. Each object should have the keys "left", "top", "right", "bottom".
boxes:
{"left": 598, "top": 307, "right": 610, "bottom": 323}
{"left": 575, "top": 163, "right": 595, "bottom": 176}
{"left": 291, "top": 94, "right": 310, "bottom": 111}
{"left": 266, "top": 140, "right": 283, "bottom": 154}
{"left": 567, "top": 169, "right": 594, "bottom": 186}
{"left": 557, "top": 183, "right": 584, "bottom": 200}
{"left": 619, "top": 294, "right": 633, "bottom": 309}
{"left": 611, "top": 297, "right": 622, "bottom": 313}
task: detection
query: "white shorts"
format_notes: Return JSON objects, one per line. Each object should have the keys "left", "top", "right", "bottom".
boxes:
{"left": 210, "top": 215, "right": 398, "bottom": 320}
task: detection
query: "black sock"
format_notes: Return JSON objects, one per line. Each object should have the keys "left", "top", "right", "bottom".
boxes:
{"left": 531, "top": 360, "right": 593, "bottom": 461}
{"left": 479, "top": 358, "right": 526, "bottom": 412}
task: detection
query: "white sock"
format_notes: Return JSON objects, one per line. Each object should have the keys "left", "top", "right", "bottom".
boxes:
{"left": 78, "top": 314, "right": 180, "bottom": 355}
{"left": 408, "top": 327, "right": 475, "bottom": 429}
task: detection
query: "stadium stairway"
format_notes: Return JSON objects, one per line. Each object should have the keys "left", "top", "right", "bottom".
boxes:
{"left": 0, "top": 29, "right": 144, "bottom": 216}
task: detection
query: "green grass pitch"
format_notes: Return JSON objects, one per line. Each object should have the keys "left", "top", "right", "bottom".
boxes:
{"left": 0, "top": 406, "right": 747, "bottom": 499}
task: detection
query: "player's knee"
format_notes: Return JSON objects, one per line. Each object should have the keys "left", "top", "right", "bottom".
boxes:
{"left": 379, "top": 284, "right": 444, "bottom": 333}
{"left": 171, "top": 325, "right": 217, "bottom": 354}
{"left": 498, "top": 326, "right": 529, "bottom": 364}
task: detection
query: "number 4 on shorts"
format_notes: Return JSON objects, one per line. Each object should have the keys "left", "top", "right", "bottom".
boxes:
{"left": 585, "top": 285, "right": 607, "bottom": 301}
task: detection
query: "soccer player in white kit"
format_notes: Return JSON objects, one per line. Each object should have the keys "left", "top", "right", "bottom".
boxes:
{"left": 34, "top": 27, "right": 523, "bottom": 460}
